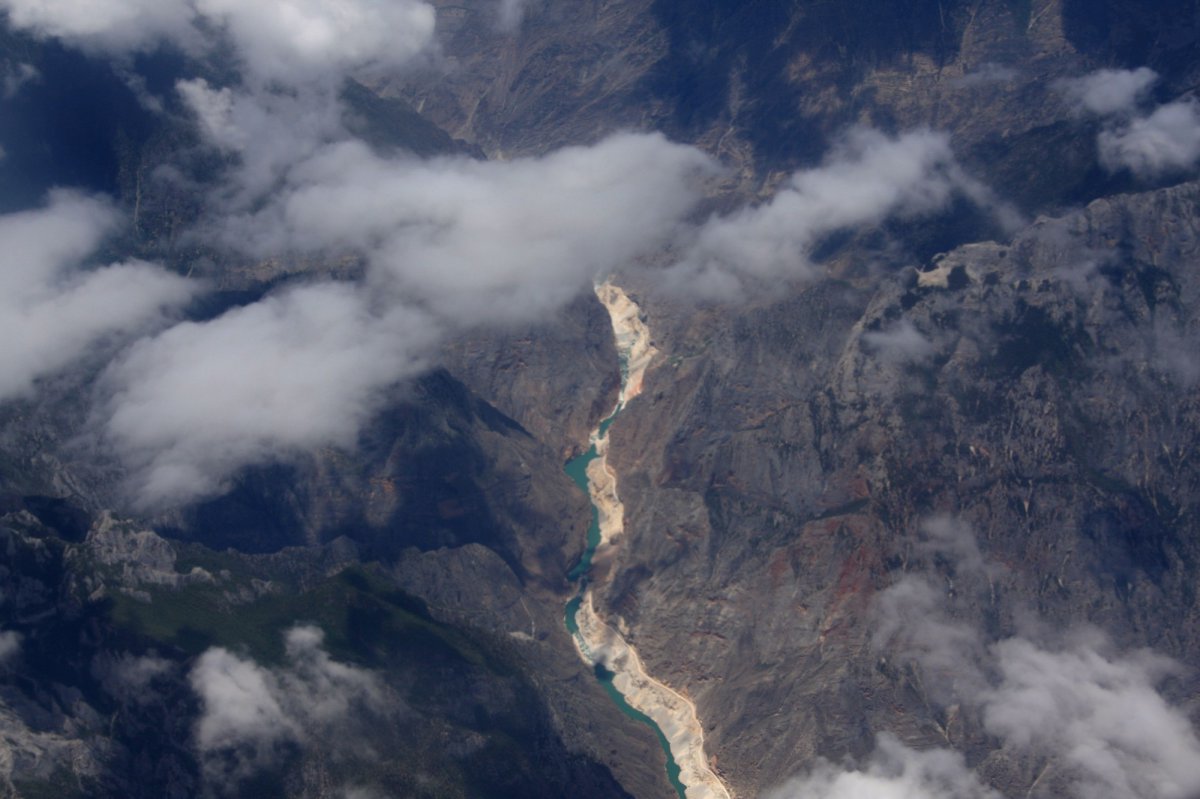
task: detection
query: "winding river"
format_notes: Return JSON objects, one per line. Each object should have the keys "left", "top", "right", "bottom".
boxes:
{"left": 564, "top": 282, "right": 731, "bottom": 799}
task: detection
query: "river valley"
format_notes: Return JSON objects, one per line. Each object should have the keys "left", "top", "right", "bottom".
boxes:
{"left": 564, "top": 282, "right": 731, "bottom": 799}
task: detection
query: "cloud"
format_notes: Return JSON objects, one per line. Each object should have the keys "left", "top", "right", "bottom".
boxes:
{"left": 915, "top": 515, "right": 995, "bottom": 578}
{"left": 764, "top": 733, "right": 1002, "bottom": 799}
{"left": 98, "top": 282, "right": 438, "bottom": 508}
{"left": 93, "top": 132, "right": 710, "bottom": 508}
{"left": 863, "top": 319, "right": 936, "bottom": 364}
{"left": 865, "top": 518, "right": 1200, "bottom": 799}
{"left": 0, "top": 190, "right": 195, "bottom": 401}
{"left": 191, "top": 625, "right": 388, "bottom": 790}
{"left": 0, "top": 631, "right": 20, "bottom": 666}
{"left": 97, "top": 124, "right": 1006, "bottom": 510}
{"left": 0, "top": 0, "right": 434, "bottom": 83}
{"left": 496, "top": 0, "right": 528, "bottom": 32}
{"left": 176, "top": 77, "right": 347, "bottom": 205}
{"left": 0, "top": 0, "right": 198, "bottom": 53}
{"left": 169, "top": 0, "right": 435, "bottom": 204}
{"left": 660, "top": 128, "right": 1018, "bottom": 296}
{"left": 5, "top": 0, "right": 1023, "bottom": 516}
{"left": 212, "top": 133, "right": 715, "bottom": 324}
{"left": 983, "top": 633, "right": 1200, "bottom": 799}
{"left": 94, "top": 652, "right": 174, "bottom": 702}
{"left": 194, "top": 0, "right": 435, "bottom": 87}
{"left": 872, "top": 576, "right": 987, "bottom": 698}
{"left": 1057, "top": 67, "right": 1200, "bottom": 179}
{"left": 1057, "top": 67, "right": 1158, "bottom": 117}
{"left": 5, "top": 0, "right": 437, "bottom": 207}
{"left": 953, "top": 63, "right": 1018, "bottom": 88}
{"left": 2, "top": 61, "right": 39, "bottom": 99}
{"left": 191, "top": 648, "right": 298, "bottom": 781}
{"left": 1098, "top": 100, "right": 1200, "bottom": 178}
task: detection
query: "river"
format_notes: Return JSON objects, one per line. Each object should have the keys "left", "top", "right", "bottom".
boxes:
{"left": 564, "top": 282, "right": 731, "bottom": 799}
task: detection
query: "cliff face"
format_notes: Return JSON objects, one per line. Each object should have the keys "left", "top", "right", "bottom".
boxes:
{"left": 393, "top": 2, "right": 1200, "bottom": 795}
{"left": 600, "top": 179, "right": 1200, "bottom": 795}
{"left": 391, "top": 0, "right": 1199, "bottom": 206}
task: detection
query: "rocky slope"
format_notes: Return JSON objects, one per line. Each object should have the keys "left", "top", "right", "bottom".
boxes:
{"left": 597, "top": 179, "right": 1200, "bottom": 795}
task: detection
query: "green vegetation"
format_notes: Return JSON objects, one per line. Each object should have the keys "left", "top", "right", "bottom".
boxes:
{"left": 109, "top": 560, "right": 487, "bottom": 671}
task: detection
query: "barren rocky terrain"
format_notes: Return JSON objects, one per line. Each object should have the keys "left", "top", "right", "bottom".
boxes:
{"left": 0, "top": 0, "right": 1199, "bottom": 797}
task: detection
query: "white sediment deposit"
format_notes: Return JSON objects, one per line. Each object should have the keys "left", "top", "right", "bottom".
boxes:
{"left": 595, "top": 281, "right": 658, "bottom": 405}
{"left": 573, "top": 282, "right": 731, "bottom": 799}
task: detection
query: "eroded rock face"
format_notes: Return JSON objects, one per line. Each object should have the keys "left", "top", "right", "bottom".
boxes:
{"left": 598, "top": 180, "right": 1200, "bottom": 797}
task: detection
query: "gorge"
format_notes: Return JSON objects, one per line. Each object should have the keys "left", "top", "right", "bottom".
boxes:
{"left": 566, "top": 282, "right": 731, "bottom": 799}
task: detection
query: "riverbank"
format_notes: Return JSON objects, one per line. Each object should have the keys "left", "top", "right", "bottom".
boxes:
{"left": 566, "top": 281, "right": 731, "bottom": 799}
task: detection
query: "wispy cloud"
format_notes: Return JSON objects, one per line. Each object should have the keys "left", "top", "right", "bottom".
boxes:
{"left": 1, "top": 0, "right": 1022, "bottom": 515}
{"left": 1098, "top": 100, "right": 1200, "bottom": 179}
{"left": 982, "top": 632, "right": 1200, "bottom": 799}
{"left": 1058, "top": 67, "right": 1200, "bottom": 179}
{"left": 0, "top": 0, "right": 434, "bottom": 78}
{"left": 94, "top": 652, "right": 174, "bottom": 702}
{"left": 863, "top": 319, "right": 937, "bottom": 365}
{"left": 780, "top": 517, "right": 1200, "bottom": 799}
{"left": 191, "top": 625, "right": 390, "bottom": 792}
{"left": 1057, "top": 67, "right": 1158, "bottom": 117}
{"left": 953, "top": 62, "right": 1018, "bottom": 88}
{"left": 661, "top": 128, "right": 1020, "bottom": 296}
{"left": 765, "top": 732, "right": 1002, "bottom": 799}
{"left": 215, "top": 134, "right": 714, "bottom": 322}
{"left": 98, "top": 283, "right": 438, "bottom": 508}
{"left": 494, "top": 0, "right": 530, "bottom": 32}
{"left": 0, "top": 630, "right": 20, "bottom": 667}
{"left": 0, "top": 0, "right": 199, "bottom": 54}
{"left": 0, "top": 190, "right": 195, "bottom": 401}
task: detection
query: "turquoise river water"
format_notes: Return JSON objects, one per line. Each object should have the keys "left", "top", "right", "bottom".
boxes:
{"left": 563, "top": 407, "right": 688, "bottom": 799}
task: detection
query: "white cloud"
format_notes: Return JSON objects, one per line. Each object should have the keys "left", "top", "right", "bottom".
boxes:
{"left": 93, "top": 133, "right": 711, "bottom": 508}
{"left": 496, "top": 0, "right": 528, "bottom": 31}
{"left": 661, "top": 128, "right": 1017, "bottom": 297}
{"left": 99, "top": 282, "right": 438, "bottom": 508}
{"left": 95, "top": 652, "right": 174, "bottom": 702}
{"left": 4, "top": 0, "right": 1024, "bottom": 517}
{"left": 865, "top": 518, "right": 1200, "bottom": 799}
{"left": 0, "top": 0, "right": 198, "bottom": 53}
{"left": 194, "top": 0, "right": 435, "bottom": 87}
{"left": 1058, "top": 67, "right": 1158, "bottom": 117}
{"left": 1057, "top": 67, "right": 1200, "bottom": 179}
{"left": 771, "top": 627, "right": 1200, "bottom": 799}
{"left": 0, "top": 0, "right": 434, "bottom": 81}
{"left": 0, "top": 631, "right": 20, "bottom": 666}
{"left": 4, "top": 0, "right": 437, "bottom": 205}
{"left": 279, "top": 625, "right": 386, "bottom": 726}
{"left": 1098, "top": 100, "right": 1200, "bottom": 178}
{"left": 175, "top": 79, "right": 243, "bottom": 150}
{"left": 3, "top": 61, "right": 39, "bottom": 99}
{"left": 176, "top": 77, "right": 346, "bottom": 205}
{"left": 191, "top": 647, "right": 297, "bottom": 781}
{"left": 764, "top": 733, "right": 1002, "bottom": 799}
{"left": 863, "top": 319, "right": 936, "bottom": 364}
{"left": 0, "top": 191, "right": 195, "bottom": 401}
{"left": 872, "top": 575, "right": 987, "bottom": 698}
{"left": 984, "top": 633, "right": 1200, "bottom": 799}
{"left": 216, "top": 133, "right": 714, "bottom": 324}
{"left": 915, "top": 515, "right": 995, "bottom": 577}
{"left": 191, "top": 625, "right": 387, "bottom": 790}
{"left": 953, "top": 63, "right": 1018, "bottom": 88}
